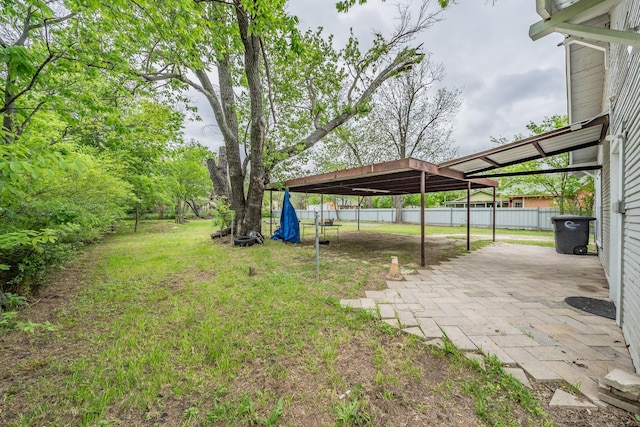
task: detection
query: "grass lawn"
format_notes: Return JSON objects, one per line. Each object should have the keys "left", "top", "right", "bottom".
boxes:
{"left": 1, "top": 220, "right": 559, "bottom": 426}
{"left": 332, "top": 222, "right": 555, "bottom": 238}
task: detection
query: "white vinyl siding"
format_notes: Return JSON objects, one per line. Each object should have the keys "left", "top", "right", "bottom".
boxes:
{"left": 609, "top": 0, "right": 640, "bottom": 370}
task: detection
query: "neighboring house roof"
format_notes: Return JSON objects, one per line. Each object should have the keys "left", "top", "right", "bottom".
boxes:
{"left": 446, "top": 190, "right": 506, "bottom": 204}
{"left": 508, "top": 194, "right": 557, "bottom": 199}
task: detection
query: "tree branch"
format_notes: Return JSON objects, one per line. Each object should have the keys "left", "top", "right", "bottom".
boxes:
{"left": 260, "top": 39, "right": 277, "bottom": 126}
{"left": 0, "top": 51, "right": 63, "bottom": 113}
{"left": 16, "top": 101, "right": 46, "bottom": 136}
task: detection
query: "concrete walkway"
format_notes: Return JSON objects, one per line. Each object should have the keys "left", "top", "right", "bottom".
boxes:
{"left": 341, "top": 243, "right": 635, "bottom": 406}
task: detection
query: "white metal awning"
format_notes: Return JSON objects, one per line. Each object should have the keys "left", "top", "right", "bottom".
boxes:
{"left": 439, "top": 114, "right": 609, "bottom": 177}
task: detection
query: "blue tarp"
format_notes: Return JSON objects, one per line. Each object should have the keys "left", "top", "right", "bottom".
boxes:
{"left": 271, "top": 189, "right": 300, "bottom": 243}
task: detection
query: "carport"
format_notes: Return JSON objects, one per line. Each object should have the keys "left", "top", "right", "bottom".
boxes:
{"left": 278, "top": 157, "right": 499, "bottom": 267}
{"left": 273, "top": 114, "right": 608, "bottom": 267}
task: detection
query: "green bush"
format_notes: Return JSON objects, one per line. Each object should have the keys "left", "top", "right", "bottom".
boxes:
{"left": 1, "top": 145, "right": 130, "bottom": 294}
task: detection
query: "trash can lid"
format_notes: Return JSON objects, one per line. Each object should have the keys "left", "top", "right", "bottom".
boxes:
{"left": 551, "top": 215, "right": 596, "bottom": 221}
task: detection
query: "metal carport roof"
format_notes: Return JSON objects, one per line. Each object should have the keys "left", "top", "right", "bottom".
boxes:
{"left": 283, "top": 157, "right": 498, "bottom": 196}
{"left": 439, "top": 114, "right": 609, "bottom": 177}
{"left": 278, "top": 157, "right": 499, "bottom": 267}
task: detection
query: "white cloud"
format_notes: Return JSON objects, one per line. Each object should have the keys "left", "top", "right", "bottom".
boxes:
{"left": 289, "top": 0, "right": 567, "bottom": 155}
{"left": 185, "top": 0, "right": 568, "bottom": 158}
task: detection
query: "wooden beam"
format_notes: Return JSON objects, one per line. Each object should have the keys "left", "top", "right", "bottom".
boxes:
{"left": 529, "top": 0, "right": 612, "bottom": 41}
{"left": 554, "top": 22, "right": 640, "bottom": 48}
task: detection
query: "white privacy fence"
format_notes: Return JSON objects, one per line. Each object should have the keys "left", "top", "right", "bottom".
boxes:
{"left": 275, "top": 207, "right": 561, "bottom": 230}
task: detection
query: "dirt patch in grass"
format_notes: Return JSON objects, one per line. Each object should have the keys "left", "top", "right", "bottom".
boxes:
{"left": 142, "top": 221, "right": 183, "bottom": 234}
{"left": 305, "top": 230, "right": 487, "bottom": 297}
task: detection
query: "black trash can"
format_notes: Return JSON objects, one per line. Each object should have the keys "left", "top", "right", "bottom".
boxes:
{"left": 550, "top": 215, "right": 596, "bottom": 255}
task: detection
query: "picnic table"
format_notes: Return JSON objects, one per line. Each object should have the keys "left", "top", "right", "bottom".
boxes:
{"left": 301, "top": 221, "right": 342, "bottom": 243}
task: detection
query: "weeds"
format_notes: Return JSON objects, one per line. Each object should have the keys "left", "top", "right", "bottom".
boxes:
{"left": 0, "top": 293, "right": 55, "bottom": 333}
{"left": 334, "top": 386, "right": 372, "bottom": 426}
{"left": 0, "top": 220, "right": 560, "bottom": 426}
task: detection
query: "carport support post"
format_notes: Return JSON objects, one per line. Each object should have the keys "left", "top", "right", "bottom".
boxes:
{"left": 420, "top": 171, "right": 426, "bottom": 267}
{"left": 358, "top": 196, "right": 364, "bottom": 231}
{"left": 492, "top": 187, "right": 496, "bottom": 242}
{"left": 315, "top": 210, "right": 320, "bottom": 282}
{"left": 320, "top": 194, "right": 324, "bottom": 224}
{"left": 269, "top": 190, "right": 273, "bottom": 236}
{"left": 466, "top": 181, "right": 471, "bottom": 251}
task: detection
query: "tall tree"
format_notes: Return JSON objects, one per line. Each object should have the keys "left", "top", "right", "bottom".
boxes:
{"left": 0, "top": 0, "right": 77, "bottom": 143}
{"left": 369, "top": 57, "right": 460, "bottom": 222}
{"left": 162, "top": 142, "right": 214, "bottom": 223}
{"left": 305, "top": 56, "right": 460, "bottom": 221}
{"left": 95, "top": 0, "right": 441, "bottom": 235}
{"left": 369, "top": 58, "right": 460, "bottom": 162}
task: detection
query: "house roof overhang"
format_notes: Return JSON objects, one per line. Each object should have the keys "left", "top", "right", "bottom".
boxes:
{"left": 439, "top": 114, "right": 609, "bottom": 178}
{"left": 530, "top": 0, "right": 640, "bottom": 48}
{"left": 280, "top": 157, "right": 498, "bottom": 196}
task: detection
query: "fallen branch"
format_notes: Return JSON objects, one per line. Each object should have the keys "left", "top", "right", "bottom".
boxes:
{"left": 210, "top": 228, "right": 231, "bottom": 239}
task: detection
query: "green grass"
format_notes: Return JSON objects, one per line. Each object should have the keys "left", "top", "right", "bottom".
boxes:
{"left": 331, "top": 221, "right": 555, "bottom": 238}
{"left": 437, "top": 336, "right": 551, "bottom": 427}
{"left": 0, "top": 220, "right": 556, "bottom": 426}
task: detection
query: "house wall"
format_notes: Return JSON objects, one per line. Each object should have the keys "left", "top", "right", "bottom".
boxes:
{"left": 525, "top": 199, "right": 552, "bottom": 208}
{"left": 508, "top": 197, "right": 555, "bottom": 208}
{"left": 609, "top": 0, "right": 640, "bottom": 370}
{"left": 599, "top": 139, "right": 611, "bottom": 279}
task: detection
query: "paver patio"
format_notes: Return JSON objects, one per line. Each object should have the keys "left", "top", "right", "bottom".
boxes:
{"left": 341, "top": 242, "right": 636, "bottom": 406}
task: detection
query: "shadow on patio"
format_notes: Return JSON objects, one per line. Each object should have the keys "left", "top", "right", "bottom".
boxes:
{"left": 341, "top": 242, "right": 635, "bottom": 406}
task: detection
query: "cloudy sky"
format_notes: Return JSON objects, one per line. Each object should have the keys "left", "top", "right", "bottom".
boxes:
{"left": 183, "top": 0, "right": 568, "bottom": 157}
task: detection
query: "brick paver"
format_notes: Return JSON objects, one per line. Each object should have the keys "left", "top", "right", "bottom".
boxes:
{"left": 341, "top": 242, "right": 636, "bottom": 405}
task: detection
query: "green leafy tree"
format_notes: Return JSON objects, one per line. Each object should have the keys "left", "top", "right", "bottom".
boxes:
{"left": 492, "top": 115, "right": 593, "bottom": 214}
{"left": 1, "top": 1, "right": 190, "bottom": 292}
{"left": 94, "top": 0, "right": 441, "bottom": 235}
{"left": 162, "top": 142, "right": 214, "bottom": 223}
{"left": 0, "top": 0, "right": 77, "bottom": 143}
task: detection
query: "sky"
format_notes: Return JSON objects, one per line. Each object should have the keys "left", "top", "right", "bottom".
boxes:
{"left": 182, "top": 0, "right": 568, "bottom": 157}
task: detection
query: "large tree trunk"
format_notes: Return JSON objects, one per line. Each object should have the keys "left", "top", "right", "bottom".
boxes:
{"left": 393, "top": 194, "right": 403, "bottom": 224}
{"left": 234, "top": 1, "right": 266, "bottom": 236}
{"left": 206, "top": 146, "right": 230, "bottom": 200}
{"left": 175, "top": 201, "right": 184, "bottom": 224}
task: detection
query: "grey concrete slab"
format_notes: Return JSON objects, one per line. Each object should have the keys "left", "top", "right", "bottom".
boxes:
{"left": 441, "top": 326, "right": 477, "bottom": 351}
{"left": 504, "top": 367, "right": 533, "bottom": 389}
{"left": 416, "top": 317, "right": 442, "bottom": 338}
{"left": 468, "top": 335, "right": 517, "bottom": 365}
{"left": 550, "top": 389, "right": 598, "bottom": 408}
{"left": 339, "top": 242, "right": 634, "bottom": 406}
{"left": 378, "top": 304, "right": 396, "bottom": 319}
